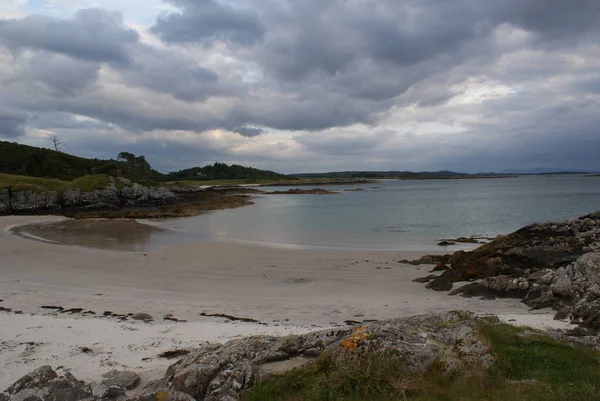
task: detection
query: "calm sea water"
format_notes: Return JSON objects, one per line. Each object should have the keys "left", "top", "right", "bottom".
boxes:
{"left": 149, "top": 175, "right": 600, "bottom": 251}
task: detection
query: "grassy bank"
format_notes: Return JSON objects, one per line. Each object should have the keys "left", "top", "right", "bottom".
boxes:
{"left": 244, "top": 323, "right": 600, "bottom": 401}
{"left": 0, "top": 173, "right": 113, "bottom": 193}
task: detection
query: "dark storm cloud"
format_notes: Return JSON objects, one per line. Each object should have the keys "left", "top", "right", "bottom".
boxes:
{"left": 0, "top": 111, "right": 26, "bottom": 138}
{"left": 486, "top": 0, "right": 600, "bottom": 38}
{"left": 151, "top": 0, "right": 265, "bottom": 45}
{"left": 232, "top": 126, "right": 265, "bottom": 137}
{"left": 0, "top": 9, "right": 139, "bottom": 65}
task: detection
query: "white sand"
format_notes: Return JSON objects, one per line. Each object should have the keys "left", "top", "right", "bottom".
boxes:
{"left": 0, "top": 313, "right": 314, "bottom": 391}
{"left": 0, "top": 215, "right": 571, "bottom": 390}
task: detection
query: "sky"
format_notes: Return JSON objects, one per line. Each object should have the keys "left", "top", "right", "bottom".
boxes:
{"left": 0, "top": 0, "right": 599, "bottom": 174}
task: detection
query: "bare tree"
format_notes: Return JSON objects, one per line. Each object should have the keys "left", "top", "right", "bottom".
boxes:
{"left": 50, "top": 135, "right": 64, "bottom": 152}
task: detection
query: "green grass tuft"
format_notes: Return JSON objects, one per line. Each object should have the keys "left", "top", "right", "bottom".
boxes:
{"left": 0, "top": 172, "right": 68, "bottom": 193}
{"left": 243, "top": 323, "right": 600, "bottom": 401}
{"left": 0, "top": 172, "right": 113, "bottom": 194}
{"left": 62, "top": 175, "right": 113, "bottom": 192}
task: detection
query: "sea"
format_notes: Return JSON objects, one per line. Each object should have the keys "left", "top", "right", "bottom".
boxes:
{"left": 144, "top": 174, "right": 600, "bottom": 251}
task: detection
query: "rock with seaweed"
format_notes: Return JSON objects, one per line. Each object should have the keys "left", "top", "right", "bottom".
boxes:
{"left": 415, "top": 212, "right": 600, "bottom": 330}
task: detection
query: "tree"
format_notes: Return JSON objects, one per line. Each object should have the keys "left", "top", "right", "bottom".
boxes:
{"left": 117, "top": 152, "right": 136, "bottom": 163}
{"left": 49, "top": 135, "right": 64, "bottom": 152}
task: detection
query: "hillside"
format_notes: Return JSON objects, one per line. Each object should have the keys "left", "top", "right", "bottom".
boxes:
{"left": 167, "top": 162, "right": 288, "bottom": 181}
{"left": 0, "top": 141, "right": 288, "bottom": 183}
{"left": 0, "top": 140, "right": 163, "bottom": 181}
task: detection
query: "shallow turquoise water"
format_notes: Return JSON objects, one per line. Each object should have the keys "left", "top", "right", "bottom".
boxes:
{"left": 153, "top": 175, "right": 600, "bottom": 251}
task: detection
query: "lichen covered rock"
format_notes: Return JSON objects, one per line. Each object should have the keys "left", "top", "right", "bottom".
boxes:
{"left": 143, "top": 311, "right": 494, "bottom": 401}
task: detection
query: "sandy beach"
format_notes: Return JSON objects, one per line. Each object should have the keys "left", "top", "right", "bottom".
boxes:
{"left": 0, "top": 215, "right": 571, "bottom": 390}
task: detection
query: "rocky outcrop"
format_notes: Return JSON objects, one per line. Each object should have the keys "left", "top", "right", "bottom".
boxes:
{"left": 416, "top": 212, "right": 600, "bottom": 330}
{"left": 0, "top": 365, "right": 124, "bottom": 401}
{"left": 1, "top": 312, "right": 496, "bottom": 401}
{"left": 268, "top": 188, "right": 339, "bottom": 195}
{"left": 0, "top": 177, "right": 177, "bottom": 215}
{"left": 141, "top": 311, "right": 492, "bottom": 400}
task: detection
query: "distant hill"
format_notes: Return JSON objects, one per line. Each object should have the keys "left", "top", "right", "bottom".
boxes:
{"left": 167, "top": 163, "right": 288, "bottom": 181}
{"left": 292, "top": 171, "right": 509, "bottom": 180}
{"left": 501, "top": 168, "right": 596, "bottom": 175}
{"left": 0, "top": 140, "right": 288, "bottom": 182}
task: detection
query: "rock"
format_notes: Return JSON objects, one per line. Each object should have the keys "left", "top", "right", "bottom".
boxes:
{"left": 527, "top": 269, "right": 555, "bottom": 285}
{"left": 485, "top": 256, "right": 503, "bottom": 268}
{"left": 549, "top": 267, "right": 575, "bottom": 297}
{"left": 131, "top": 313, "right": 153, "bottom": 322}
{"left": 268, "top": 188, "right": 338, "bottom": 195}
{"left": 412, "top": 274, "right": 437, "bottom": 283}
{"left": 425, "top": 274, "right": 453, "bottom": 291}
{"left": 101, "top": 370, "right": 141, "bottom": 390}
{"left": 573, "top": 253, "right": 600, "bottom": 290}
{"left": 449, "top": 282, "right": 496, "bottom": 300}
{"left": 90, "top": 382, "right": 126, "bottom": 399}
{"left": 437, "top": 241, "right": 456, "bottom": 246}
{"left": 0, "top": 366, "right": 93, "bottom": 401}
{"left": 153, "top": 311, "right": 493, "bottom": 400}
{"left": 402, "top": 254, "right": 446, "bottom": 265}
{"left": 554, "top": 306, "right": 572, "bottom": 321}
{"left": 481, "top": 276, "right": 529, "bottom": 297}
{"left": 0, "top": 176, "right": 177, "bottom": 216}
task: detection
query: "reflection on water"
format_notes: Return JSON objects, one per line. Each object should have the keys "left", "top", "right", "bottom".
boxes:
{"left": 12, "top": 219, "right": 166, "bottom": 251}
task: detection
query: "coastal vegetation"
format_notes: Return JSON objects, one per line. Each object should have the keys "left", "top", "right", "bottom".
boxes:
{"left": 166, "top": 162, "right": 288, "bottom": 182}
{"left": 245, "top": 322, "right": 600, "bottom": 401}
{"left": 2, "top": 140, "right": 523, "bottom": 188}
{"left": 0, "top": 140, "right": 287, "bottom": 184}
{"left": 0, "top": 173, "right": 113, "bottom": 193}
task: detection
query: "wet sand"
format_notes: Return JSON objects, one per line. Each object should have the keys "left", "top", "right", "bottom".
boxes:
{"left": 0, "top": 215, "right": 570, "bottom": 389}
{"left": 11, "top": 218, "right": 166, "bottom": 251}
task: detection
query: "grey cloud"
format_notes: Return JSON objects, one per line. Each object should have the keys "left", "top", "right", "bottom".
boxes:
{"left": 233, "top": 126, "right": 265, "bottom": 137}
{"left": 28, "top": 112, "right": 113, "bottom": 131}
{"left": 121, "top": 45, "right": 227, "bottom": 102}
{"left": 152, "top": 0, "right": 265, "bottom": 45}
{"left": 0, "top": 9, "right": 139, "bottom": 65}
{"left": 488, "top": 0, "right": 600, "bottom": 38}
{"left": 0, "top": 110, "right": 26, "bottom": 138}
{"left": 21, "top": 54, "right": 100, "bottom": 97}
{"left": 295, "top": 130, "right": 395, "bottom": 155}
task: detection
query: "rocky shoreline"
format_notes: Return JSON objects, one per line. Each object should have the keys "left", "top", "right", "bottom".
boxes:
{"left": 412, "top": 212, "right": 600, "bottom": 332}
{"left": 0, "top": 178, "right": 345, "bottom": 219}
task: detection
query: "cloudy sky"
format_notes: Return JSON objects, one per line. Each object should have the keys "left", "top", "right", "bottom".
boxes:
{"left": 0, "top": 1, "right": 599, "bottom": 173}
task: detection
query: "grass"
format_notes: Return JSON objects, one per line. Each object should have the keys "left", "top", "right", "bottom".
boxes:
{"left": 0, "top": 172, "right": 68, "bottom": 192}
{"left": 243, "top": 323, "right": 600, "bottom": 401}
{"left": 63, "top": 175, "right": 112, "bottom": 192}
{"left": 0, "top": 172, "right": 113, "bottom": 193}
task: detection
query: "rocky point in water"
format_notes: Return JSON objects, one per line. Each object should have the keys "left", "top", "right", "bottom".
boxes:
{"left": 412, "top": 212, "right": 600, "bottom": 330}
